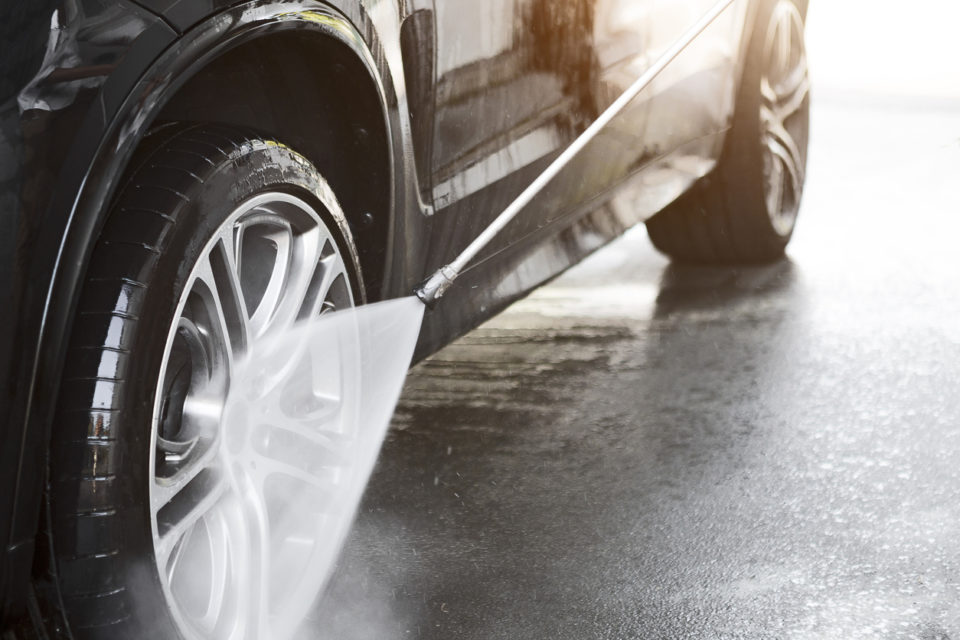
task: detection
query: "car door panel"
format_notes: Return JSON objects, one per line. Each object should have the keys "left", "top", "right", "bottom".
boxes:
{"left": 424, "top": 0, "right": 591, "bottom": 274}
{"left": 418, "top": 0, "right": 748, "bottom": 283}
{"left": 424, "top": 0, "right": 654, "bottom": 271}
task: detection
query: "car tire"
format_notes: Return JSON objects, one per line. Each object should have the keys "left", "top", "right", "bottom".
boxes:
{"left": 47, "top": 124, "right": 362, "bottom": 639}
{"left": 645, "top": 0, "right": 811, "bottom": 264}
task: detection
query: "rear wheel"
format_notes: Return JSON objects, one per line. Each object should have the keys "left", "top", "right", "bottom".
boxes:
{"left": 646, "top": 0, "right": 810, "bottom": 263}
{"left": 49, "top": 126, "right": 362, "bottom": 639}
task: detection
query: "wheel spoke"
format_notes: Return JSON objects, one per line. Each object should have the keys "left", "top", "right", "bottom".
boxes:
{"left": 211, "top": 229, "right": 253, "bottom": 356}
{"left": 238, "top": 331, "right": 311, "bottom": 405}
{"left": 158, "top": 435, "right": 195, "bottom": 457}
{"left": 155, "top": 469, "right": 229, "bottom": 569}
{"left": 779, "top": 72, "right": 809, "bottom": 123}
{"left": 165, "top": 522, "right": 195, "bottom": 586}
{"left": 191, "top": 257, "right": 238, "bottom": 379}
{"left": 263, "top": 409, "right": 351, "bottom": 463}
{"left": 226, "top": 469, "right": 272, "bottom": 640}
{"left": 216, "top": 495, "right": 252, "bottom": 640}
{"left": 250, "top": 450, "right": 338, "bottom": 496}
{"left": 765, "top": 152, "right": 786, "bottom": 217}
{"left": 317, "top": 249, "right": 343, "bottom": 300}
{"left": 262, "top": 225, "right": 331, "bottom": 332}
{"left": 777, "top": 5, "right": 793, "bottom": 78}
{"left": 153, "top": 438, "right": 220, "bottom": 510}
{"left": 309, "top": 244, "right": 348, "bottom": 318}
{"left": 762, "top": 71, "right": 809, "bottom": 126}
{"left": 250, "top": 498, "right": 271, "bottom": 640}
{"left": 198, "top": 507, "right": 231, "bottom": 630}
{"left": 763, "top": 116, "right": 804, "bottom": 201}
{"left": 247, "top": 223, "right": 294, "bottom": 338}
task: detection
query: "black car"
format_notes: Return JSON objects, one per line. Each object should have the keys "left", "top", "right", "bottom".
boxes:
{"left": 0, "top": 0, "right": 810, "bottom": 636}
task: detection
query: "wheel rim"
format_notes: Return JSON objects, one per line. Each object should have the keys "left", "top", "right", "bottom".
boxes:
{"left": 759, "top": 1, "right": 810, "bottom": 237}
{"left": 149, "top": 192, "right": 355, "bottom": 640}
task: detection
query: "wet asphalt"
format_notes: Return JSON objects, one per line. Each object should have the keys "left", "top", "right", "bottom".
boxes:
{"left": 310, "top": 99, "right": 960, "bottom": 639}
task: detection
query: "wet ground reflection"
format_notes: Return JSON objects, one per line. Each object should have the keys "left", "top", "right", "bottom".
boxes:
{"left": 310, "top": 95, "right": 960, "bottom": 639}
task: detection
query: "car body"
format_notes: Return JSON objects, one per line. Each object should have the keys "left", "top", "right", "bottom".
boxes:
{"left": 0, "top": 0, "right": 809, "bottom": 635}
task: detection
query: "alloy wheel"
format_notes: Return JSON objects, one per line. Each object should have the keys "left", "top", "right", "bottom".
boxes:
{"left": 149, "top": 192, "right": 355, "bottom": 639}
{"left": 759, "top": 0, "right": 810, "bottom": 236}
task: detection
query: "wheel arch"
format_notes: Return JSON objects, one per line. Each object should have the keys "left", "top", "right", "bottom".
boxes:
{"left": 153, "top": 27, "right": 395, "bottom": 301}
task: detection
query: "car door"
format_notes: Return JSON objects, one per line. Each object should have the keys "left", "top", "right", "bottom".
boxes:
{"left": 420, "top": 0, "right": 744, "bottom": 272}
{"left": 422, "top": 0, "right": 597, "bottom": 274}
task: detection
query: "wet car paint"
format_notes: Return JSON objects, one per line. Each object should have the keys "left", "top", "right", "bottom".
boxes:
{"left": 421, "top": 0, "right": 750, "bottom": 277}
{"left": 0, "top": 0, "right": 762, "bottom": 629}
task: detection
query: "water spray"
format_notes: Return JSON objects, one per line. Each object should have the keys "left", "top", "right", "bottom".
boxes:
{"left": 196, "top": 2, "right": 736, "bottom": 637}
{"left": 182, "top": 298, "right": 423, "bottom": 640}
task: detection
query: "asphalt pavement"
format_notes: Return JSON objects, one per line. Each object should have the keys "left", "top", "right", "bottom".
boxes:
{"left": 308, "top": 96, "right": 960, "bottom": 640}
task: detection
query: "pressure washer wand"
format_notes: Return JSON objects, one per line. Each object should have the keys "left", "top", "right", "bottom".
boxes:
{"left": 415, "top": 0, "right": 735, "bottom": 306}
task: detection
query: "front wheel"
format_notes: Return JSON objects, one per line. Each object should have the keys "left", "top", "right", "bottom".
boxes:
{"left": 646, "top": 0, "right": 810, "bottom": 263}
{"left": 48, "top": 126, "right": 362, "bottom": 639}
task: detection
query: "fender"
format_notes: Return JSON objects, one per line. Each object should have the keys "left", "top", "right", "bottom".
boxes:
{"left": 2, "top": 0, "right": 417, "bottom": 622}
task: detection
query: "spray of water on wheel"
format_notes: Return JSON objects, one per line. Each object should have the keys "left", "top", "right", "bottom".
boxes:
{"left": 177, "top": 2, "right": 734, "bottom": 637}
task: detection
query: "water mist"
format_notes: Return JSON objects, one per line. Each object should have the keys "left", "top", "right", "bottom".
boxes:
{"left": 171, "top": 297, "right": 424, "bottom": 639}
